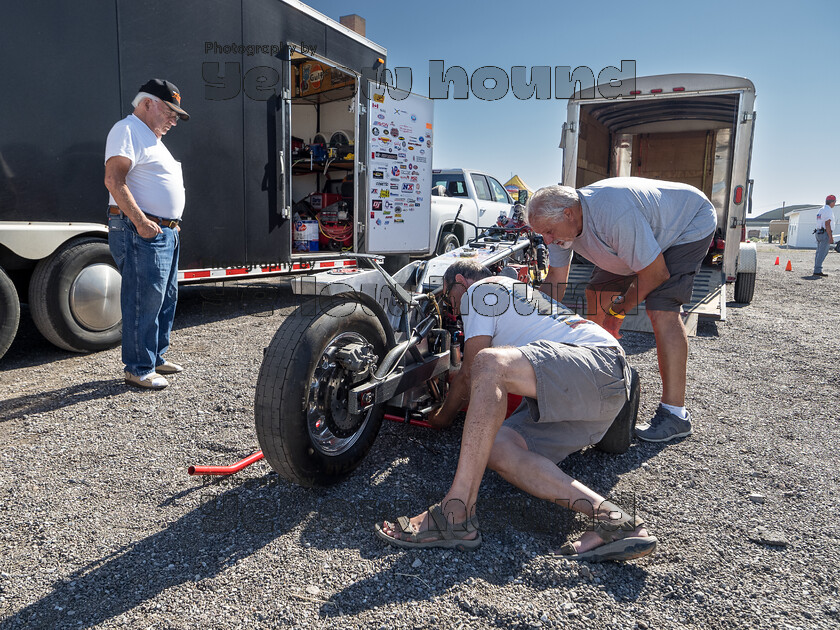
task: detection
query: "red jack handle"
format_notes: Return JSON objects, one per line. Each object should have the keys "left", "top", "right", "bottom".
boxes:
{"left": 188, "top": 450, "right": 264, "bottom": 476}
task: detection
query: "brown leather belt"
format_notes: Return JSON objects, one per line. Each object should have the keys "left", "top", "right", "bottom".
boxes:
{"left": 109, "top": 205, "right": 180, "bottom": 229}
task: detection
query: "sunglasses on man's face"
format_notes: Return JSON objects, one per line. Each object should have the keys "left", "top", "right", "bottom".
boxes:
{"left": 157, "top": 101, "right": 178, "bottom": 119}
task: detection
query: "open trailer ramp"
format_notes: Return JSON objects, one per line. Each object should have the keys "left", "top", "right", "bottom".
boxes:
{"left": 561, "top": 263, "right": 725, "bottom": 336}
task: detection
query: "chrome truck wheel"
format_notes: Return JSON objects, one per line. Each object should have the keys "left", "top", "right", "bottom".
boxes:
{"left": 29, "top": 238, "right": 122, "bottom": 352}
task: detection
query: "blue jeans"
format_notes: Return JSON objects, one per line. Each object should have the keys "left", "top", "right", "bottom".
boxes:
{"left": 108, "top": 214, "right": 179, "bottom": 376}
{"left": 814, "top": 230, "right": 830, "bottom": 274}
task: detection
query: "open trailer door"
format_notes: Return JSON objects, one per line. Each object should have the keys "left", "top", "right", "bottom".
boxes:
{"left": 365, "top": 83, "right": 434, "bottom": 254}
{"left": 241, "top": 12, "right": 293, "bottom": 265}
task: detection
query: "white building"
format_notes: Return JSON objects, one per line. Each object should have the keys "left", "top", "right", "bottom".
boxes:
{"left": 785, "top": 205, "right": 823, "bottom": 248}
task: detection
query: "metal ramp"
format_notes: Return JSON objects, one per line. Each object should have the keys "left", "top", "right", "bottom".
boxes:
{"left": 559, "top": 264, "right": 725, "bottom": 336}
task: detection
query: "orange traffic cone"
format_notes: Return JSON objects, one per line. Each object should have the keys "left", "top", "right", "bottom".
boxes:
{"left": 774, "top": 256, "right": 780, "bottom": 265}
{"left": 785, "top": 260, "right": 792, "bottom": 271}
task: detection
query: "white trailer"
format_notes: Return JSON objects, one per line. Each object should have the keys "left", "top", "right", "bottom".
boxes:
{"left": 560, "top": 73, "right": 758, "bottom": 320}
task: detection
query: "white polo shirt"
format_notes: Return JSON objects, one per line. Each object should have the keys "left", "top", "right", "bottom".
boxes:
{"left": 105, "top": 114, "right": 185, "bottom": 220}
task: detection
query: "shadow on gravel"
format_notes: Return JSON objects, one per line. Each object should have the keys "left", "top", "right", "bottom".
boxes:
{"left": 173, "top": 282, "right": 298, "bottom": 330}
{"left": 319, "top": 560, "right": 650, "bottom": 621}
{"left": 696, "top": 320, "right": 720, "bottom": 337}
{"left": 563, "top": 441, "right": 668, "bottom": 499}
{"left": 617, "top": 331, "right": 656, "bottom": 358}
{"left": 0, "top": 307, "right": 68, "bottom": 371}
{"left": 285, "top": 442, "right": 662, "bottom": 617}
{"left": 0, "top": 282, "right": 297, "bottom": 371}
{"left": 0, "top": 379, "right": 125, "bottom": 422}
{"left": 3, "top": 481, "right": 294, "bottom": 629}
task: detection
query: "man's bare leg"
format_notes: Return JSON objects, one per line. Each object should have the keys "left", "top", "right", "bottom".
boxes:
{"left": 488, "top": 428, "right": 648, "bottom": 553}
{"left": 647, "top": 309, "right": 688, "bottom": 407}
{"left": 380, "top": 347, "right": 534, "bottom": 540}
{"left": 585, "top": 287, "right": 609, "bottom": 326}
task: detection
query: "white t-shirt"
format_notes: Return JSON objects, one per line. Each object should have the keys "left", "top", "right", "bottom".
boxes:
{"left": 105, "top": 114, "right": 185, "bottom": 220}
{"left": 816, "top": 204, "right": 834, "bottom": 230}
{"left": 460, "top": 275, "right": 620, "bottom": 349}
{"left": 548, "top": 177, "right": 717, "bottom": 275}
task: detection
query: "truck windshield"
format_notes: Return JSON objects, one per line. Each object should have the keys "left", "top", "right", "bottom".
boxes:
{"left": 432, "top": 174, "right": 469, "bottom": 197}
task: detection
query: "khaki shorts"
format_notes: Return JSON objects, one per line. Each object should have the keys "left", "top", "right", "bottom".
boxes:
{"left": 587, "top": 232, "right": 715, "bottom": 312}
{"left": 502, "top": 341, "right": 629, "bottom": 464}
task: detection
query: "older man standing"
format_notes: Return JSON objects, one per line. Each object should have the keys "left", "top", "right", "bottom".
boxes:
{"left": 104, "top": 79, "right": 189, "bottom": 389}
{"left": 527, "top": 177, "right": 716, "bottom": 443}
{"left": 813, "top": 195, "right": 835, "bottom": 277}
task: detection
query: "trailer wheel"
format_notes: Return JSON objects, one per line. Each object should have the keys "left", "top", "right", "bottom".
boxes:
{"left": 437, "top": 231, "right": 460, "bottom": 255}
{"left": 28, "top": 238, "right": 122, "bottom": 353}
{"left": 594, "top": 367, "right": 640, "bottom": 454}
{"left": 0, "top": 267, "right": 20, "bottom": 360}
{"left": 255, "top": 296, "right": 387, "bottom": 487}
{"left": 733, "top": 272, "right": 756, "bottom": 304}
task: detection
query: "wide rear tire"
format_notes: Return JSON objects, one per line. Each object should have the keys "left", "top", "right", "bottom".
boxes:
{"left": 28, "top": 238, "right": 122, "bottom": 352}
{"left": 0, "top": 267, "right": 20, "bottom": 359}
{"left": 255, "top": 296, "right": 388, "bottom": 487}
{"left": 595, "top": 367, "right": 640, "bottom": 454}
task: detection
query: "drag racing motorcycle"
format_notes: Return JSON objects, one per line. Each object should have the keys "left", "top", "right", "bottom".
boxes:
{"left": 253, "top": 220, "right": 640, "bottom": 487}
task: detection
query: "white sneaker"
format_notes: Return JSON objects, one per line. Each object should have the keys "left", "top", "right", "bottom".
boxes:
{"left": 155, "top": 361, "right": 183, "bottom": 374}
{"left": 125, "top": 371, "right": 169, "bottom": 389}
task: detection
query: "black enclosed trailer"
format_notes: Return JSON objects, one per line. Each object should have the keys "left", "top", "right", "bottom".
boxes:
{"left": 0, "top": 1, "right": 434, "bottom": 357}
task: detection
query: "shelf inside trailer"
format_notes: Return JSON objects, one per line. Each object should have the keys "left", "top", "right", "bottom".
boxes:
{"left": 292, "top": 83, "right": 357, "bottom": 106}
{"left": 291, "top": 159, "right": 354, "bottom": 176}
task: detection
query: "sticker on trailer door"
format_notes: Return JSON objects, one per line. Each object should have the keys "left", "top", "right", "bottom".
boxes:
{"left": 366, "top": 85, "right": 433, "bottom": 253}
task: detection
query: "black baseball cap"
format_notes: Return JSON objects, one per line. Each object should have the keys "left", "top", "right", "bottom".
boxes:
{"left": 138, "top": 78, "right": 190, "bottom": 120}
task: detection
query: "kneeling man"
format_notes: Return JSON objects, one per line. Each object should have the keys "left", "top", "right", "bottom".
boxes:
{"left": 374, "top": 259, "right": 657, "bottom": 562}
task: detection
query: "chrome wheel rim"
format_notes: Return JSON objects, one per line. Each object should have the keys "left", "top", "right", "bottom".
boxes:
{"left": 69, "top": 264, "right": 122, "bottom": 331}
{"left": 307, "top": 331, "right": 375, "bottom": 456}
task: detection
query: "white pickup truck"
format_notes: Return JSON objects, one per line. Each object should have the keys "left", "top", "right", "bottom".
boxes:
{"left": 429, "top": 169, "right": 520, "bottom": 254}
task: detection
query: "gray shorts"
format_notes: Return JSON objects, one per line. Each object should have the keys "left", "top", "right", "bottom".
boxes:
{"left": 502, "top": 341, "right": 629, "bottom": 464}
{"left": 588, "top": 232, "right": 715, "bottom": 312}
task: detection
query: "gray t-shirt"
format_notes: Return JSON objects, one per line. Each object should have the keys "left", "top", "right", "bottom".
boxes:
{"left": 548, "top": 177, "right": 717, "bottom": 275}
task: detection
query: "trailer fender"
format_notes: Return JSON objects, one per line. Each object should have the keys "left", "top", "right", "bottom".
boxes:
{"left": 0, "top": 222, "right": 109, "bottom": 261}
{"left": 736, "top": 241, "right": 757, "bottom": 274}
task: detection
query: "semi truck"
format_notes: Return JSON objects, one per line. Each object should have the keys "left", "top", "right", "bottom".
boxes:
{"left": 559, "top": 73, "right": 758, "bottom": 322}
{"left": 0, "top": 0, "right": 451, "bottom": 360}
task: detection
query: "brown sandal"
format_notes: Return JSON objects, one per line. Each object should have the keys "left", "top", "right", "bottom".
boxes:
{"left": 555, "top": 502, "right": 657, "bottom": 562}
{"left": 374, "top": 502, "right": 482, "bottom": 551}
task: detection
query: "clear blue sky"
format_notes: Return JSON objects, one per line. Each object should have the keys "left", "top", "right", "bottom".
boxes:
{"left": 308, "top": 0, "right": 838, "bottom": 216}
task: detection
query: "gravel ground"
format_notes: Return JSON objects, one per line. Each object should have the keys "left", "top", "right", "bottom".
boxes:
{"left": 1, "top": 243, "right": 839, "bottom": 630}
